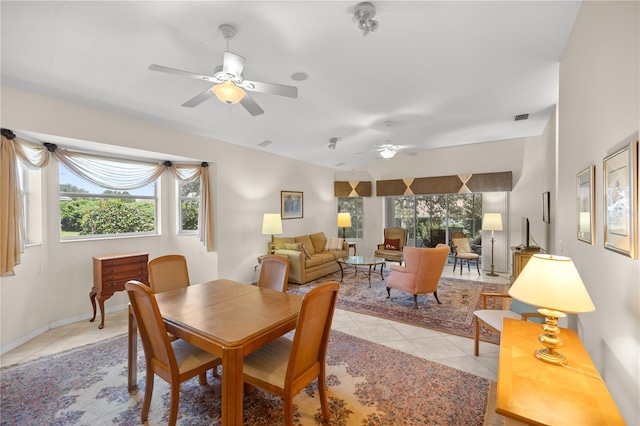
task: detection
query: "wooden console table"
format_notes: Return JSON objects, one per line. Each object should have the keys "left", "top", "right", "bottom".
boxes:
{"left": 90, "top": 252, "right": 148, "bottom": 329}
{"left": 496, "top": 318, "right": 624, "bottom": 425}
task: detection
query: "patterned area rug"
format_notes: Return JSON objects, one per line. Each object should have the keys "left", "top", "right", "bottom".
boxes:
{"left": 288, "top": 270, "right": 509, "bottom": 343}
{"left": 1, "top": 331, "right": 495, "bottom": 425}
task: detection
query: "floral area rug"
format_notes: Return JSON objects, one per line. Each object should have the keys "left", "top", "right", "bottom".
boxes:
{"left": 1, "top": 331, "right": 494, "bottom": 425}
{"left": 288, "top": 270, "right": 509, "bottom": 343}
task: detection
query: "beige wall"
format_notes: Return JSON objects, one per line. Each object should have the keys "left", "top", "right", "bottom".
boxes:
{"left": 558, "top": 1, "right": 639, "bottom": 423}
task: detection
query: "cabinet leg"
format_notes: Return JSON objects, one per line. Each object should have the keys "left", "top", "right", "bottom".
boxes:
{"left": 89, "top": 291, "right": 97, "bottom": 323}
{"left": 97, "top": 296, "right": 107, "bottom": 329}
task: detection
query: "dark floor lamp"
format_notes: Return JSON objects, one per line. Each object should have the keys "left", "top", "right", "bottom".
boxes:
{"left": 337, "top": 212, "right": 352, "bottom": 239}
{"left": 482, "top": 213, "right": 503, "bottom": 277}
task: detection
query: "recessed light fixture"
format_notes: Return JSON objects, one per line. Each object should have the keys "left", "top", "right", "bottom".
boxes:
{"left": 291, "top": 72, "right": 308, "bottom": 81}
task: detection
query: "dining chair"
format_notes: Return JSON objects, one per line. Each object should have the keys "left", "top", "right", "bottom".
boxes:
{"left": 386, "top": 244, "right": 450, "bottom": 309}
{"left": 451, "top": 232, "right": 480, "bottom": 275}
{"left": 125, "top": 280, "right": 221, "bottom": 426}
{"left": 242, "top": 281, "right": 340, "bottom": 426}
{"left": 148, "top": 254, "right": 190, "bottom": 294}
{"left": 257, "top": 254, "right": 290, "bottom": 292}
{"left": 473, "top": 293, "right": 544, "bottom": 355}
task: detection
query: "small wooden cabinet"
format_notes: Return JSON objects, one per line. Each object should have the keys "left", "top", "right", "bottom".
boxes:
{"left": 511, "top": 246, "right": 541, "bottom": 282}
{"left": 90, "top": 252, "right": 148, "bottom": 329}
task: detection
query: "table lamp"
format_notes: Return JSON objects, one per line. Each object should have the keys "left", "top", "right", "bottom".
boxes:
{"left": 337, "top": 212, "right": 352, "bottom": 239}
{"left": 508, "top": 254, "right": 595, "bottom": 365}
{"left": 262, "top": 213, "right": 283, "bottom": 254}
{"left": 482, "top": 213, "right": 503, "bottom": 276}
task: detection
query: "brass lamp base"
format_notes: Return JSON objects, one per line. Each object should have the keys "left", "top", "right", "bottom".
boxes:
{"left": 534, "top": 308, "right": 567, "bottom": 365}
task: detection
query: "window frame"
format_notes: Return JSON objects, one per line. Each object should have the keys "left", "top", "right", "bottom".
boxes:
{"left": 177, "top": 179, "right": 200, "bottom": 234}
{"left": 337, "top": 196, "right": 364, "bottom": 240}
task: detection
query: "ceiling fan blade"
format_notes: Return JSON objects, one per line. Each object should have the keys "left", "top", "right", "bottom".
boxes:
{"left": 242, "top": 79, "right": 298, "bottom": 98}
{"left": 223, "top": 52, "right": 246, "bottom": 77}
{"left": 149, "top": 64, "right": 218, "bottom": 83}
{"left": 239, "top": 93, "right": 264, "bottom": 116}
{"left": 355, "top": 148, "right": 381, "bottom": 155}
{"left": 181, "top": 87, "right": 215, "bottom": 108}
{"left": 399, "top": 150, "right": 419, "bottom": 156}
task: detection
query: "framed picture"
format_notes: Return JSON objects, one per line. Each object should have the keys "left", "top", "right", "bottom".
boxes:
{"left": 542, "top": 192, "right": 550, "bottom": 223}
{"left": 281, "top": 191, "right": 303, "bottom": 219}
{"left": 577, "top": 166, "right": 595, "bottom": 245}
{"left": 603, "top": 141, "right": 638, "bottom": 258}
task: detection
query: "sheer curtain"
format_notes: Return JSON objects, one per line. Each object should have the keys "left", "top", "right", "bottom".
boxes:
{"left": 1, "top": 130, "right": 214, "bottom": 276}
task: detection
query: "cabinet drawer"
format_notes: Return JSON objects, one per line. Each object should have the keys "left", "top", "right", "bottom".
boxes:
{"left": 100, "top": 255, "right": 147, "bottom": 268}
{"left": 102, "top": 270, "right": 148, "bottom": 283}
{"left": 101, "top": 262, "right": 147, "bottom": 276}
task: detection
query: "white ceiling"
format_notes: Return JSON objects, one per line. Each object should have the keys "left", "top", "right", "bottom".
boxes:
{"left": 1, "top": 1, "right": 581, "bottom": 168}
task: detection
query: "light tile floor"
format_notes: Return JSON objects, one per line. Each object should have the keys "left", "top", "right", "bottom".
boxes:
{"left": 1, "top": 268, "right": 511, "bottom": 382}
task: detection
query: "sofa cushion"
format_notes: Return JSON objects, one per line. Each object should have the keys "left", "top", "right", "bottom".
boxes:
{"left": 384, "top": 238, "right": 400, "bottom": 250}
{"left": 326, "top": 237, "right": 344, "bottom": 251}
{"left": 273, "top": 237, "right": 295, "bottom": 250}
{"left": 325, "top": 249, "right": 347, "bottom": 260}
{"left": 304, "top": 255, "right": 323, "bottom": 268}
{"left": 314, "top": 252, "right": 336, "bottom": 263}
{"left": 295, "top": 235, "right": 315, "bottom": 255}
{"left": 309, "top": 232, "right": 327, "bottom": 253}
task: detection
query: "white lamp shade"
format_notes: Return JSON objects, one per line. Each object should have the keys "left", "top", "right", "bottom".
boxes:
{"left": 482, "top": 213, "right": 503, "bottom": 231}
{"left": 212, "top": 81, "right": 246, "bottom": 105}
{"left": 509, "top": 254, "right": 595, "bottom": 314}
{"left": 262, "top": 213, "right": 283, "bottom": 235}
{"left": 337, "top": 212, "right": 352, "bottom": 228}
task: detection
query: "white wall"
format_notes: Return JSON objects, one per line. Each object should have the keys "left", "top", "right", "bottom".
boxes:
{"left": 0, "top": 86, "right": 338, "bottom": 349}
{"left": 558, "top": 2, "right": 639, "bottom": 423}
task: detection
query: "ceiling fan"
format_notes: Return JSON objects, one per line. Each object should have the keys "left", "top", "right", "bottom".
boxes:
{"left": 148, "top": 24, "right": 298, "bottom": 116}
{"left": 356, "top": 121, "right": 418, "bottom": 159}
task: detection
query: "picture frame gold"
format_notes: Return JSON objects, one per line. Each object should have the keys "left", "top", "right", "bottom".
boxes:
{"left": 542, "top": 192, "right": 550, "bottom": 224}
{"left": 603, "top": 141, "right": 638, "bottom": 258}
{"left": 281, "top": 191, "right": 303, "bottom": 219}
{"left": 577, "top": 166, "right": 595, "bottom": 245}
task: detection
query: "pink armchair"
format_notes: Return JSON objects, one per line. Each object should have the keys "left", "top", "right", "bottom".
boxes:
{"left": 386, "top": 244, "right": 450, "bottom": 309}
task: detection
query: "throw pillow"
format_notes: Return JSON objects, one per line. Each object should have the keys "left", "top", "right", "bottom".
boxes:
{"left": 309, "top": 232, "right": 327, "bottom": 253}
{"left": 294, "top": 235, "right": 316, "bottom": 255}
{"left": 298, "top": 242, "right": 312, "bottom": 259}
{"left": 384, "top": 238, "right": 400, "bottom": 250}
{"left": 326, "top": 237, "right": 344, "bottom": 251}
{"left": 284, "top": 242, "right": 302, "bottom": 251}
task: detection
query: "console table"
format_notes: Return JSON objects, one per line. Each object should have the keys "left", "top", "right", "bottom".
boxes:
{"left": 496, "top": 318, "right": 624, "bottom": 425}
{"left": 90, "top": 252, "right": 148, "bottom": 329}
{"left": 510, "top": 246, "right": 541, "bottom": 282}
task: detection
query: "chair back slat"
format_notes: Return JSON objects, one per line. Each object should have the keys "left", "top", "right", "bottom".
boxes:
{"left": 287, "top": 282, "right": 339, "bottom": 383}
{"left": 258, "top": 255, "right": 290, "bottom": 292}
{"left": 148, "top": 255, "right": 190, "bottom": 294}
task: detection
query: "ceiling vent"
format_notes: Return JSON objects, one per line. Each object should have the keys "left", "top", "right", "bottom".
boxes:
{"left": 258, "top": 140, "right": 273, "bottom": 147}
{"left": 515, "top": 113, "right": 529, "bottom": 121}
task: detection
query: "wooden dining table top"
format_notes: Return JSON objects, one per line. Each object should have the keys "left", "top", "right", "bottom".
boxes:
{"left": 153, "top": 279, "right": 303, "bottom": 354}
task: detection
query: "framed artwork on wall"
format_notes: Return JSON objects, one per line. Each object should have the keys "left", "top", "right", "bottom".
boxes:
{"left": 281, "top": 191, "right": 303, "bottom": 219}
{"left": 603, "top": 141, "right": 638, "bottom": 258}
{"left": 542, "top": 192, "right": 550, "bottom": 223}
{"left": 577, "top": 165, "right": 595, "bottom": 245}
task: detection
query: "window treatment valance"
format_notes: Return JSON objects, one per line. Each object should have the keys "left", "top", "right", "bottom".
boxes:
{"left": 334, "top": 181, "right": 372, "bottom": 197}
{"left": 1, "top": 130, "right": 215, "bottom": 276}
{"left": 375, "top": 171, "right": 513, "bottom": 196}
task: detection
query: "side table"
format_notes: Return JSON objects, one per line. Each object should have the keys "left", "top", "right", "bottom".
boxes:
{"left": 347, "top": 242, "right": 357, "bottom": 256}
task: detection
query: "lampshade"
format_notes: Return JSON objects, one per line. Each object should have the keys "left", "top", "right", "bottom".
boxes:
{"left": 212, "top": 81, "right": 246, "bottom": 105}
{"left": 482, "top": 213, "right": 503, "bottom": 231}
{"left": 337, "top": 212, "right": 352, "bottom": 228}
{"left": 579, "top": 212, "right": 591, "bottom": 232}
{"left": 509, "top": 254, "right": 595, "bottom": 314}
{"left": 261, "top": 213, "right": 282, "bottom": 235}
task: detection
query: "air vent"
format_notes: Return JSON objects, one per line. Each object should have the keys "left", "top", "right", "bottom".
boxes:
{"left": 335, "top": 162, "right": 346, "bottom": 167}
{"left": 258, "top": 140, "right": 273, "bottom": 147}
{"left": 515, "top": 113, "right": 529, "bottom": 121}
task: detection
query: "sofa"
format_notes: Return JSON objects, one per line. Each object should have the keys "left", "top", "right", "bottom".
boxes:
{"left": 269, "top": 232, "right": 348, "bottom": 284}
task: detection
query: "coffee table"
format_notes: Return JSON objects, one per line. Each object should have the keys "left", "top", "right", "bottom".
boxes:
{"left": 337, "top": 256, "right": 386, "bottom": 287}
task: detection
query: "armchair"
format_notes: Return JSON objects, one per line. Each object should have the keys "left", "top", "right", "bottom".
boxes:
{"left": 473, "top": 294, "right": 544, "bottom": 355}
{"left": 374, "top": 227, "right": 408, "bottom": 265}
{"left": 386, "top": 244, "right": 450, "bottom": 309}
{"left": 451, "top": 232, "right": 480, "bottom": 275}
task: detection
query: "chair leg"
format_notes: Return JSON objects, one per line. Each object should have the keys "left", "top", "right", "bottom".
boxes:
{"left": 453, "top": 257, "right": 457, "bottom": 272}
{"left": 318, "top": 368, "right": 330, "bottom": 422}
{"left": 476, "top": 259, "right": 480, "bottom": 275}
{"left": 413, "top": 294, "right": 419, "bottom": 309}
{"left": 141, "top": 369, "right": 154, "bottom": 421}
{"left": 168, "top": 381, "right": 180, "bottom": 426}
{"left": 386, "top": 287, "right": 391, "bottom": 298}
{"left": 467, "top": 259, "right": 470, "bottom": 272}
{"left": 198, "top": 372, "right": 207, "bottom": 385}
{"left": 283, "top": 396, "right": 295, "bottom": 426}
{"left": 474, "top": 316, "right": 480, "bottom": 356}
{"left": 433, "top": 291, "right": 441, "bottom": 304}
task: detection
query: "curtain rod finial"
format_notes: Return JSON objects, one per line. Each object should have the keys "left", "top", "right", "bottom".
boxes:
{"left": 1, "top": 128, "right": 16, "bottom": 139}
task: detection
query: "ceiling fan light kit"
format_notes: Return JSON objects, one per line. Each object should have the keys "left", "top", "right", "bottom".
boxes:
{"left": 379, "top": 146, "right": 396, "bottom": 159}
{"left": 212, "top": 80, "right": 245, "bottom": 104}
{"left": 354, "top": 2, "right": 379, "bottom": 36}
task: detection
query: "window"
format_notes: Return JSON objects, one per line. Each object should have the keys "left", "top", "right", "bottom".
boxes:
{"left": 17, "top": 161, "right": 42, "bottom": 246}
{"left": 386, "top": 193, "right": 483, "bottom": 248}
{"left": 59, "top": 163, "right": 158, "bottom": 239}
{"left": 337, "top": 197, "right": 364, "bottom": 239}
{"left": 178, "top": 180, "right": 200, "bottom": 233}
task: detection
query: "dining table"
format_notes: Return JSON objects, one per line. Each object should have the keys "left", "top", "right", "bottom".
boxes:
{"left": 127, "top": 279, "right": 303, "bottom": 426}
